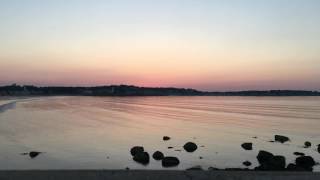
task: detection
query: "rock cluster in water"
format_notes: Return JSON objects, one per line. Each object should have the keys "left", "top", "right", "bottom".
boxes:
{"left": 255, "top": 151, "right": 286, "bottom": 171}
{"left": 128, "top": 134, "right": 318, "bottom": 171}
{"left": 130, "top": 138, "right": 201, "bottom": 167}
{"left": 130, "top": 146, "right": 150, "bottom": 165}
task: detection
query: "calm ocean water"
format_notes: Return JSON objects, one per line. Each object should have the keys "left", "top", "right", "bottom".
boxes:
{"left": 0, "top": 96, "right": 319, "bottom": 170}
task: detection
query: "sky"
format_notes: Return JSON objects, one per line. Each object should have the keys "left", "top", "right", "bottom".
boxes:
{"left": 0, "top": 0, "right": 320, "bottom": 91}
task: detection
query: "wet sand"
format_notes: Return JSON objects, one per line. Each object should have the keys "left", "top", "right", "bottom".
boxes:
{"left": 0, "top": 170, "right": 320, "bottom": 180}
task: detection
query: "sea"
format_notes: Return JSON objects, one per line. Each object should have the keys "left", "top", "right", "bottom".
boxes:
{"left": 0, "top": 96, "right": 319, "bottom": 170}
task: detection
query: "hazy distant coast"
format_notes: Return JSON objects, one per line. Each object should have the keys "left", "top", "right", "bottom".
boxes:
{"left": 0, "top": 84, "right": 319, "bottom": 96}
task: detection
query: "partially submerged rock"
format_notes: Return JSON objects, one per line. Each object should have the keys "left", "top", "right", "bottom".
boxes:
{"left": 29, "top": 151, "right": 42, "bottom": 159}
{"left": 257, "top": 150, "right": 274, "bottom": 165}
{"left": 295, "top": 156, "right": 315, "bottom": 171}
{"left": 163, "top": 136, "right": 170, "bottom": 141}
{"left": 130, "top": 146, "right": 144, "bottom": 156}
{"left": 133, "top": 152, "right": 150, "bottom": 165}
{"left": 152, "top": 151, "right": 164, "bottom": 160}
{"left": 293, "top": 152, "right": 305, "bottom": 156}
{"left": 243, "top": 161, "right": 252, "bottom": 166}
{"left": 318, "top": 144, "right": 320, "bottom": 153}
{"left": 162, "top": 156, "right": 180, "bottom": 167}
{"left": 304, "top": 141, "right": 311, "bottom": 148}
{"left": 286, "top": 156, "right": 316, "bottom": 171}
{"left": 241, "top": 142, "right": 253, "bottom": 150}
{"left": 183, "top": 142, "right": 198, "bottom": 152}
{"left": 255, "top": 151, "right": 286, "bottom": 171}
{"left": 286, "top": 163, "right": 306, "bottom": 171}
{"left": 274, "top": 135, "right": 290, "bottom": 143}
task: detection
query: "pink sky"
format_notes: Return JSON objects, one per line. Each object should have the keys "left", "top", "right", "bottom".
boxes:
{"left": 0, "top": 1, "right": 319, "bottom": 91}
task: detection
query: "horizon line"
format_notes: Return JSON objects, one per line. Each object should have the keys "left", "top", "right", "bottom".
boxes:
{"left": 1, "top": 83, "right": 319, "bottom": 93}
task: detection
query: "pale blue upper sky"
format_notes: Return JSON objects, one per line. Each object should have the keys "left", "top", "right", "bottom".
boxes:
{"left": 0, "top": 0, "right": 320, "bottom": 90}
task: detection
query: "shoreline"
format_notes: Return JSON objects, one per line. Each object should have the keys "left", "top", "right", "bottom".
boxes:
{"left": 1, "top": 170, "right": 320, "bottom": 180}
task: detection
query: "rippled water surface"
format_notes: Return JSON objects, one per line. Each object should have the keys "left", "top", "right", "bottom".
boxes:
{"left": 0, "top": 96, "right": 319, "bottom": 170}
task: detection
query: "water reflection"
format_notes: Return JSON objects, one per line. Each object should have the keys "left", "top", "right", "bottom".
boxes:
{"left": 0, "top": 96, "right": 319, "bottom": 170}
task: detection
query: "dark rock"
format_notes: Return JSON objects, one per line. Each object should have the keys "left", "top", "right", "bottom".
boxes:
{"left": 304, "top": 141, "right": 311, "bottom": 148}
{"left": 268, "top": 140, "right": 275, "bottom": 143}
{"left": 252, "top": 136, "right": 258, "bottom": 139}
{"left": 186, "top": 165, "right": 203, "bottom": 171}
{"left": 168, "top": 146, "right": 173, "bottom": 149}
{"left": 241, "top": 143, "right": 253, "bottom": 150}
{"left": 183, "top": 142, "right": 198, "bottom": 152}
{"left": 295, "top": 156, "right": 315, "bottom": 171}
{"left": 130, "top": 146, "right": 144, "bottom": 156}
{"left": 133, "top": 152, "right": 150, "bottom": 165}
{"left": 293, "top": 152, "right": 305, "bottom": 156}
{"left": 199, "top": 156, "right": 203, "bottom": 159}
{"left": 269, "top": 156, "right": 286, "bottom": 170}
{"left": 125, "top": 167, "right": 130, "bottom": 170}
{"left": 152, "top": 151, "right": 164, "bottom": 160}
{"left": 286, "top": 163, "right": 306, "bottom": 171}
{"left": 29, "top": 151, "right": 42, "bottom": 159}
{"left": 163, "top": 136, "right": 170, "bottom": 141}
{"left": 274, "top": 135, "right": 290, "bottom": 143}
{"left": 162, "top": 156, "right": 180, "bottom": 167}
{"left": 257, "top": 150, "right": 274, "bottom": 165}
{"left": 318, "top": 144, "right": 320, "bottom": 153}
{"left": 243, "top": 161, "right": 252, "bottom": 166}
{"left": 256, "top": 151, "right": 286, "bottom": 171}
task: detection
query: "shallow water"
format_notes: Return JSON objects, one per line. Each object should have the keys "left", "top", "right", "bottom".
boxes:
{"left": 0, "top": 96, "right": 319, "bottom": 170}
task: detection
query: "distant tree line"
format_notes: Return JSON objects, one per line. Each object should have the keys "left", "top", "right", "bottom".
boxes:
{"left": 0, "top": 84, "right": 319, "bottom": 96}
